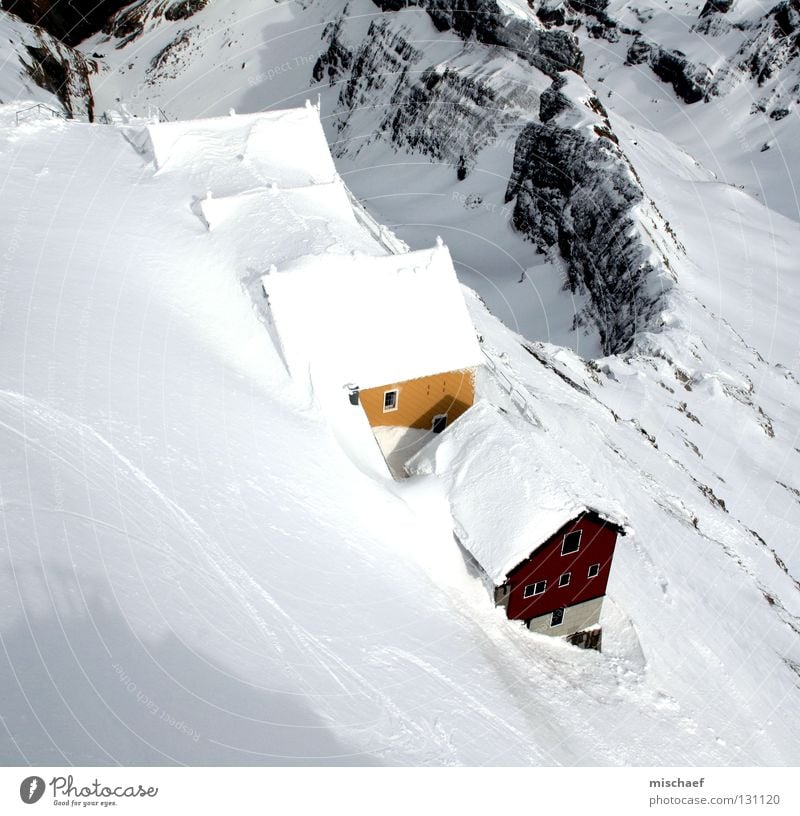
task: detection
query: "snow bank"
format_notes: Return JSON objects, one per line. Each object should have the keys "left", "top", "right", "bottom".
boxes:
{"left": 407, "top": 400, "right": 629, "bottom": 583}
{"left": 144, "top": 104, "right": 336, "bottom": 187}
{"left": 262, "top": 244, "right": 483, "bottom": 391}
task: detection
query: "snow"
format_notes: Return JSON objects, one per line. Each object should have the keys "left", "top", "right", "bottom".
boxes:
{"left": 1, "top": 0, "right": 800, "bottom": 768}
{"left": 143, "top": 104, "right": 336, "bottom": 185}
{"left": 262, "top": 245, "right": 483, "bottom": 392}
{"left": 407, "top": 400, "right": 629, "bottom": 583}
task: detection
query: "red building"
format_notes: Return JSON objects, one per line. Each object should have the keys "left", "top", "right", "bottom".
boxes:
{"left": 494, "top": 510, "right": 625, "bottom": 647}
{"left": 407, "top": 401, "right": 628, "bottom": 650}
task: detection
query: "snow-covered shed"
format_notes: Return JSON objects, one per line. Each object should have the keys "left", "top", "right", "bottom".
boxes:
{"left": 262, "top": 244, "right": 483, "bottom": 471}
{"left": 407, "top": 400, "right": 628, "bottom": 645}
{"left": 142, "top": 103, "right": 337, "bottom": 187}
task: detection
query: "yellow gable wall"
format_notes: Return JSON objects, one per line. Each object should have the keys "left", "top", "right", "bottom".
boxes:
{"left": 359, "top": 369, "right": 475, "bottom": 430}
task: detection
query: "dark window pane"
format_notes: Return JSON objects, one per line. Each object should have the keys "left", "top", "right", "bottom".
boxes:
{"left": 561, "top": 530, "right": 581, "bottom": 555}
{"left": 523, "top": 580, "right": 547, "bottom": 598}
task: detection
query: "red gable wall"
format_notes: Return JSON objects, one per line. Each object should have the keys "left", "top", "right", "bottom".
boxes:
{"left": 504, "top": 512, "right": 619, "bottom": 621}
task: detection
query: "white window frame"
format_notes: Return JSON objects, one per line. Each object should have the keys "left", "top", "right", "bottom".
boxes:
{"left": 523, "top": 580, "right": 547, "bottom": 598}
{"left": 561, "top": 530, "right": 582, "bottom": 556}
{"left": 587, "top": 563, "right": 600, "bottom": 578}
{"left": 550, "top": 608, "right": 566, "bottom": 628}
{"left": 558, "top": 572, "right": 571, "bottom": 588}
{"left": 383, "top": 388, "right": 399, "bottom": 413}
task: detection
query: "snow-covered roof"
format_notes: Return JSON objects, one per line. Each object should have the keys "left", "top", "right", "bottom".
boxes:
{"left": 142, "top": 103, "right": 336, "bottom": 188}
{"left": 406, "top": 400, "right": 628, "bottom": 584}
{"left": 262, "top": 244, "right": 482, "bottom": 391}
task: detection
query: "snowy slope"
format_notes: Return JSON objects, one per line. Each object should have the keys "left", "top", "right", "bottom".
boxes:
{"left": 2, "top": 100, "right": 800, "bottom": 766}
{"left": 1, "top": 0, "right": 799, "bottom": 768}
{"left": 555, "top": 0, "right": 800, "bottom": 221}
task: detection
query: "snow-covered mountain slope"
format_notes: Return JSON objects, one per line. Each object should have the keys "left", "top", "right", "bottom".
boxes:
{"left": 2, "top": 101, "right": 800, "bottom": 766}
{"left": 0, "top": 10, "right": 95, "bottom": 118}
{"left": 525, "top": 0, "right": 800, "bottom": 221}
{"left": 2, "top": 0, "right": 799, "bottom": 767}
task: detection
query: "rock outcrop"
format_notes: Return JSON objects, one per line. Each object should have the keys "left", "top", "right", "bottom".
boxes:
{"left": 5, "top": 0, "right": 131, "bottom": 45}
{"left": 626, "top": 38, "right": 713, "bottom": 104}
{"left": 372, "top": 0, "right": 583, "bottom": 77}
{"left": 1, "top": 9, "right": 95, "bottom": 118}
{"left": 315, "top": 11, "right": 538, "bottom": 170}
{"left": 504, "top": 115, "right": 665, "bottom": 354}
{"left": 22, "top": 36, "right": 95, "bottom": 118}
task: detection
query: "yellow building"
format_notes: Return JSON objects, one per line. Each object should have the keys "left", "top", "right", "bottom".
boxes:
{"left": 357, "top": 369, "right": 475, "bottom": 433}
{"left": 262, "top": 244, "right": 482, "bottom": 476}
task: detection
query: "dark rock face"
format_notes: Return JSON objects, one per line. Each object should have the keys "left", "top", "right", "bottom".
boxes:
{"left": 535, "top": 3, "right": 568, "bottom": 28}
{"left": 21, "top": 33, "right": 95, "bottom": 118}
{"left": 104, "top": 0, "right": 208, "bottom": 46}
{"left": 735, "top": 0, "right": 800, "bottom": 87}
{"left": 315, "top": 14, "right": 531, "bottom": 173}
{"left": 6, "top": 0, "right": 131, "bottom": 46}
{"left": 699, "top": 0, "right": 733, "bottom": 16}
{"left": 505, "top": 123, "right": 661, "bottom": 354}
{"left": 371, "top": 0, "right": 584, "bottom": 76}
{"left": 385, "top": 65, "right": 502, "bottom": 169}
{"left": 626, "top": 38, "right": 713, "bottom": 103}
{"left": 164, "top": 0, "right": 208, "bottom": 22}
{"left": 539, "top": 76, "right": 571, "bottom": 122}
{"left": 313, "top": 16, "right": 354, "bottom": 83}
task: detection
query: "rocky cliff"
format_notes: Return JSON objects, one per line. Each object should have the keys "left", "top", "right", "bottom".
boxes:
{"left": 0, "top": 9, "right": 95, "bottom": 118}
{"left": 504, "top": 92, "right": 674, "bottom": 354}
{"left": 373, "top": 0, "right": 584, "bottom": 76}
{"left": 5, "top": 0, "right": 131, "bottom": 45}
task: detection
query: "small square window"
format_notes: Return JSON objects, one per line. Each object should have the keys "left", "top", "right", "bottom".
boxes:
{"left": 523, "top": 580, "right": 547, "bottom": 598}
{"left": 383, "top": 389, "right": 398, "bottom": 412}
{"left": 558, "top": 572, "right": 571, "bottom": 588}
{"left": 550, "top": 608, "right": 565, "bottom": 627}
{"left": 561, "top": 530, "right": 581, "bottom": 555}
{"left": 587, "top": 563, "right": 600, "bottom": 578}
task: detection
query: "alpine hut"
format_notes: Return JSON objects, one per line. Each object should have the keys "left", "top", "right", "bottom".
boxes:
{"left": 407, "top": 400, "right": 628, "bottom": 649}
{"left": 262, "top": 244, "right": 483, "bottom": 475}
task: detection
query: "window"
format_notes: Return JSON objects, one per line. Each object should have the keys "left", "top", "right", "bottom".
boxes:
{"left": 587, "top": 563, "right": 600, "bottom": 578}
{"left": 523, "top": 580, "right": 547, "bottom": 598}
{"left": 383, "top": 389, "right": 398, "bottom": 412}
{"left": 550, "top": 608, "right": 565, "bottom": 627}
{"left": 432, "top": 414, "right": 448, "bottom": 434}
{"left": 561, "top": 530, "right": 582, "bottom": 555}
{"left": 558, "top": 572, "right": 571, "bottom": 588}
